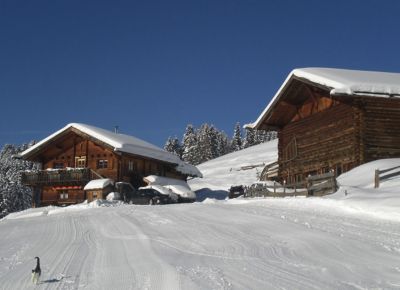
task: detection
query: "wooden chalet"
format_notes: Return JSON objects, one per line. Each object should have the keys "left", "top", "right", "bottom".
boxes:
{"left": 247, "top": 67, "right": 400, "bottom": 185}
{"left": 19, "top": 123, "right": 202, "bottom": 207}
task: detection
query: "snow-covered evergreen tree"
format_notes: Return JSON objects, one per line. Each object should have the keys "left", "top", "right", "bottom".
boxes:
{"left": 255, "top": 129, "right": 278, "bottom": 144}
{"left": 243, "top": 127, "right": 256, "bottom": 148}
{"left": 164, "top": 136, "right": 182, "bottom": 158}
{"left": 181, "top": 124, "right": 200, "bottom": 165}
{"left": 231, "top": 122, "right": 243, "bottom": 151}
{"left": 216, "top": 131, "right": 230, "bottom": 156}
{"left": 0, "top": 143, "right": 38, "bottom": 218}
{"left": 196, "top": 124, "right": 219, "bottom": 163}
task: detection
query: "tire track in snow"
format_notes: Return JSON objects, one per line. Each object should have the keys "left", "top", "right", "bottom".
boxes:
{"left": 107, "top": 210, "right": 183, "bottom": 290}
{"left": 164, "top": 204, "right": 327, "bottom": 289}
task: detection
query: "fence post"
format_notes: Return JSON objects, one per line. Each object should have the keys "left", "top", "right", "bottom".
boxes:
{"left": 283, "top": 180, "right": 286, "bottom": 195}
{"left": 374, "top": 169, "right": 380, "bottom": 188}
{"left": 273, "top": 181, "right": 276, "bottom": 194}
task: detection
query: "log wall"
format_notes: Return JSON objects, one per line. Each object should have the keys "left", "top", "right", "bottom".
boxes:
{"left": 43, "top": 139, "right": 119, "bottom": 180}
{"left": 278, "top": 102, "right": 360, "bottom": 183}
{"left": 362, "top": 97, "right": 400, "bottom": 161}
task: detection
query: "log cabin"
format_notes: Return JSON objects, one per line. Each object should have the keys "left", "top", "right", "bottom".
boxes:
{"left": 19, "top": 123, "right": 202, "bottom": 207}
{"left": 246, "top": 67, "right": 400, "bottom": 185}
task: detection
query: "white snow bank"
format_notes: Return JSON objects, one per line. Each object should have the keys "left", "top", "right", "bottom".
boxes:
{"left": 144, "top": 175, "right": 196, "bottom": 199}
{"left": 83, "top": 178, "right": 114, "bottom": 190}
{"left": 189, "top": 140, "right": 278, "bottom": 192}
{"left": 106, "top": 192, "right": 121, "bottom": 201}
{"left": 190, "top": 137, "right": 400, "bottom": 221}
{"left": 2, "top": 200, "right": 124, "bottom": 220}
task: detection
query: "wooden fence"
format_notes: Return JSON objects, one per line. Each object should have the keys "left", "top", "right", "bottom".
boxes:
{"left": 374, "top": 165, "right": 400, "bottom": 188}
{"left": 244, "top": 171, "right": 337, "bottom": 198}
{"left": 259, "top": 161, "right": 279, "bottom": 181}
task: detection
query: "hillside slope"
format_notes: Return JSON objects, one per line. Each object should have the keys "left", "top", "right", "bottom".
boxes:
{"left": 1, "top": 140, "right": 400, "bottom": 289}
{"left": 189, "top": 140, "right": 278, "bottom": 195}
{"left": 1, "top": 196, "right": 400, "bottom": 290}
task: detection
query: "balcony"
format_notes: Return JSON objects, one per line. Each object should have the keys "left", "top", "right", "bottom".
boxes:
{"left": 21, "top": 168, "right": 94, "bottom": 186}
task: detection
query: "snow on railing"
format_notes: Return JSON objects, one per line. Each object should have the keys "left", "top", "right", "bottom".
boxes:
{"left": 374, "top": 165, "right": 400, "bottom": 188}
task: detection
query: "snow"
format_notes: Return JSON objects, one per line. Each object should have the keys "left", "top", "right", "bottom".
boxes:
{"left": 19, "top": 123, "right": 202, "bottom": 178}
{"left": 83, "top": 178, "right": 113, "bottom": 190}
{"left": 106, "top": 192, "right": 121, "bottom": 201}
{"left": 189, "top": 140, "right": 278, "bottom": 194}
{"left": 294, "top": 67, "right": 400, "bottom": 96}
{"left": 2, "top": 140, "right": 400, "bottom": 289}
{"left": 139, "top": 184, "right": 173, "bottom": 196}
{"left": 247, "top": 67, "right": 400, "bottom": 129}
{"left": 144, "top": 175, "right": 196, "bottom": 199}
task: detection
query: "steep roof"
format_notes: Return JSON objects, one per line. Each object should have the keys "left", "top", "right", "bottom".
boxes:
{"left": 20, "top": 123, "right": 202, "bottom": 178}
{"left": 247, "top": 67, "right": 400, "bottom": 129}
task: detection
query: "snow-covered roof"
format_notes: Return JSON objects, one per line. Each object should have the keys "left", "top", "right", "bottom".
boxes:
{"left": 247, "top": 67, "right": 400, "bottom": 129}
{"left": 84, "top": 179, "right": 114, "bottom": 190}
{"left": 20, "top": 123, "right": 202, "bottom": 178}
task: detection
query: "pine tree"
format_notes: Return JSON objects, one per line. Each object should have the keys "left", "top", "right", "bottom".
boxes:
{"left": 0, "top": 143, "right": 38, "bottom": 218}
{"left": 164, "top": 137, "right": 175, "bottom": 154}
{"left": 164, "top": 136, "right": 182, "bottom": 157}
{"left": 243, "top": 127, "right": 256, "bottom": 148}
{"left": 231, "top": 122, "right": 243, "bottom": 151}
{"left": 216, "top": 131, "right": 230, "bottom": 156}
{"left": 255, "top": 129, "right": 278, "bottom": 144}
{"left": 197, "top": 124, "right": 213, "bottom": 163}
{"left": 181, "top": 124, "right": 200, "bottom": 165}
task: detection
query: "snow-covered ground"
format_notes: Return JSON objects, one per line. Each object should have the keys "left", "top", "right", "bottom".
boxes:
{"left": 189, "top": 140, "right": 278, "bottom": 199}
{"left": 1, "top": 140, "right": 400, "bottom": 289}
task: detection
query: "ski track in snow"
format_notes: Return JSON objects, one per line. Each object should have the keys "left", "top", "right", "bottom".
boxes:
{"left": 1, "top": 201, "right": 400, "bottom": 289}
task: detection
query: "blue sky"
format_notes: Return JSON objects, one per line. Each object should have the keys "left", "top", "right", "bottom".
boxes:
{"left": 1, "top": 0, "right": 400, "bottom": 148}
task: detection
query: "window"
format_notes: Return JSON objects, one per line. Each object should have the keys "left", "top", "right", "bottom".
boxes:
{"left": 283, "top": 137, "right": 297, "bottom": 161}
{"left": 295, "top": 174, "right": 303, "bottom": 183}
{"left": 93, "top": 192, "right": 98, "bottom": 199}
{"left": 75, "top": 156, "right": 86, "bottom": 168}
{"left": 53, "top": 162, "right": 64, "bottom": 169}
{"left": 97, "top": 159, "right": 108, "bottom": 169}
{"left": 128, "top": 161, "right": 136, "bottom": 171}
{"left": 59, "top": 191, "right": 69, "bottom": 200}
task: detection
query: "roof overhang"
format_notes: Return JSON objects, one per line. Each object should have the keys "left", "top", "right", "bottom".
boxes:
{"left": 246, "top": 67, "right": 400, "bottom": 130}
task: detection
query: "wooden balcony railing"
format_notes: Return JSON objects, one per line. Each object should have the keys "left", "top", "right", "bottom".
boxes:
{"left": 21, "top": 168, "right": 95, "bottom": 186}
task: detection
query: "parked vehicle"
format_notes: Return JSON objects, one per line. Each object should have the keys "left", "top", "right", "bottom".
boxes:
{"left": 229, "top": 185, "right": 244, "bottom": 199}
{"left": 135, "top": 185, "right": 178, "bottom": 205}
{"left": 115, "top": 182, "right": 136, "bottom": 202}
{"left": 143, "top": 175, "right": 197, "bottom": 203}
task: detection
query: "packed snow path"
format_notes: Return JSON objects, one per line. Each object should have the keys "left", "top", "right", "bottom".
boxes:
{"left": 1, "top": 199, "right": 400, "bottom": 289}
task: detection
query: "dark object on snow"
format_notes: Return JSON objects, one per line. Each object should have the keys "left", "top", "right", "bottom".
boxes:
{"left": 134, "top": 188, "right": 177, "bottom": 205}
{"left": 229, "top": 185, "right": 244, "bottom": 199}
{"left": 31, "top": 256, "right": 41, "bottom": 284}
{"left": 115, "top": 182, "right": 137, "bottom": 202}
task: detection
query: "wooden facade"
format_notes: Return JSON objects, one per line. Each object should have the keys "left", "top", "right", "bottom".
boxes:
{"left": 85, "top": 184, "right": 114, "bottom": 202}
{"left": 252, "top": 75, "right": 400, "bottom": 184}
{"left": 21, "top": 126, "right": 192, "bottom": 207}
